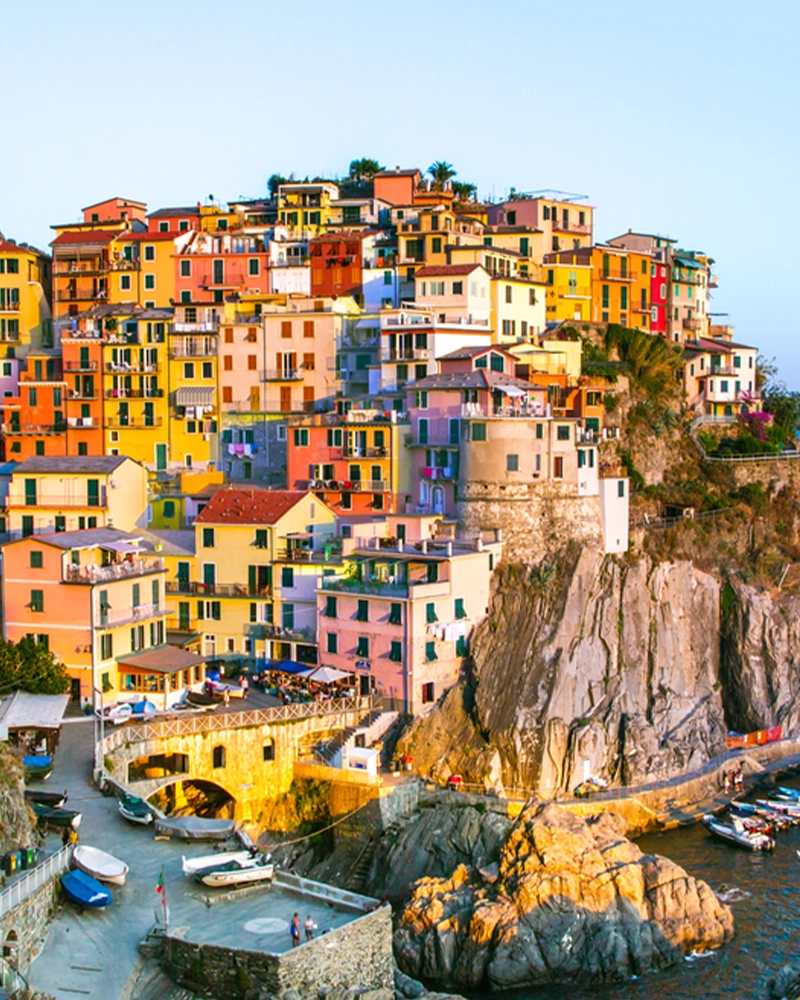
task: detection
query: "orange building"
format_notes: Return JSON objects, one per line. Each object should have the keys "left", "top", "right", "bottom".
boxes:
{"left": 0, "top": 350, "right": 68, "bottom": 460}
{"left": 373, "top": 169, "right": 422, "bottom": 206}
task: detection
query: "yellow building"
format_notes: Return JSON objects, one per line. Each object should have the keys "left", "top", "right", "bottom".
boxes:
{"left": 277, "top": 182, "right": 340, "bottom": 236}
{"left": 490, "top": 275, "right": 547, "bottom": 344}
{"left": 0, "top": 237, "right": 52, "bottom": 357}
{"left": 4, "top": 454, "right": 148, "bottom": 538}
{"left": 168, "top": 305, "right": 220, "bottom": 472}
{"left": 398, "top": 208, "right": 483, "bottom": 271}
{"left": 111, "top": 231, "right": 182, "bottom": 309}
{"left": 168, "top": 488, "right": 337, "bottom": 670}
{"left": 543, "top": 261, "right": 594, "bottom": 324}
{"left": 199, "top": 203, "right": 241, "bottom": 233}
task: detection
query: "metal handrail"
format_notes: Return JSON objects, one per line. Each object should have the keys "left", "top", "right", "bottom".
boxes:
{"left": 0, "top": 845, "right": 72, "bottom": 918}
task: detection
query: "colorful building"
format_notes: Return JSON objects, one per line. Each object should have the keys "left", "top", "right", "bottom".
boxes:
{"left": 487, "top": 192, "right": 594, "bottom": 258}
{"left": 0, "top": 349, "right": 67, "bottom": 460}
{"left": 0, "top": 237, "right": 52, "bottom": 358}
{"left": 683, "top": 337, "right": 759, "bottom": 416}
{"left": 316, "top": 515, "right": 503, "bottom": 713}
{"left": 168, "top": 304, "right": 219, "bottom": 472}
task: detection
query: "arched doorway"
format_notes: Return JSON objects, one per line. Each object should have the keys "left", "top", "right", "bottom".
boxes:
{"left": 149, "top": 779, "right": 235, "bottom": 819}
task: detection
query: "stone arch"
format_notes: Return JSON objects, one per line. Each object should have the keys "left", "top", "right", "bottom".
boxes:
{"left": 3, "top": 929, "right": 19, "bottom": 965}
{"left": 150, "top": 778, "right": 236, "bottom": 819}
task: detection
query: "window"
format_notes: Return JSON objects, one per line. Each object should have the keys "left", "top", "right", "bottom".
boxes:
{"left": 248, "top": 258, "right": 260, "bottom": 276}
{"left": 30, "top": 590, "right": 44, "bottom": 613}
{"left": 325, "top": 596, "right": 337, "bottom": 618}
{"left": 426, "top": 602, "right": 438, "bottom": 624}
{"left": 453, "top": 281, "right": 463, "bottom": 295}
{"left": 418, "top": 418, "right": 428, "bottom": 444}
{"left": 213, "top": 745, "right": 226, "bottom": 768}
{"left": 30, "top": 550, "right": 43, "bottom": 568}
{"left": 132, "top": 583, "right": 140, "bottom": 608}
{"left": 432, "top": 237, "right": 442, "bottom": 254}
{"left": 357, "top": 636, "right": 369, "bottom": 658}
{"left": 100, "top": 633, "right": 113, "bottom": 660}
{"left": 202, "top": 528, "right": 215, "bottom": 548}
{"left": 471, "top": 422, "right": 487, "bottom": 442}
{"left": 356, "top": 599, "right": 369, "bottom": 622}
{"left": 554, "top": 456, "right": 564, "bottom": 478}
{"left": 602, "top": 285, "right": 609, "bottom": 308}
{"left": 144, "top": 274, "right": 155, "bottom": 290}
{"left": 326, "top": 632, "right": 338, "bottom": 654}
{"left": 293, "top": 428, "right": 308, "bottom": 446}
{"left": 28, "top": 387, "right": 37, "bottom": 406}
{"left": 120, "top": 274, "right": 131, "bottom": 291}
{"left": 620, "top": 287, "right": 628, "bottom": 310}
{"left": 454, "top": 598, "right": 466, "bottom": 620}
{"left": 389, "top": 641, "right": 402, "bottom": 662}
{"left": 505, "top": 285, "right": 513, "bottom": 304}
{"left": 425, "top": 642, "right": 437, "bottom": 663}
{"left": 490, "top": 353, "right": 504, "bottom": 372}
{"left": 143, "top": 245, "right": 155, "bottom": 262}
{"left": 618, "top": 480, "right": 626, "bottom": 498}
{"left": 557, "top": 425, "right": 570, "bottom": 441}
{"left": 54, "top": 514, "right": 65, "bottom": 532}
{"left": 263, "top": 739, "right": 275, "bottom": 762}
{"left": 183, "top": 362, "right": 195, "bottom": 379}
{"left": 281, "top": 320, "right": 292, "bottom": 338}
{"left": 507, "top": 453, "right": 519, "bottom": 471}
{"left": 279, "top": 566, "right": 294, "bottom": 590}
{"left": 388, "top": 603, "right": 402, "bottom": 626}
{"left": 202, "top": 361, "right": 213, "bottom": 379}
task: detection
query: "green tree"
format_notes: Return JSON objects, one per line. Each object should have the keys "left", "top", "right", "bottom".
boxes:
{"left": 763, "top": 384, "right": 800, "bottom": 449}
{"left": 348, "top": 158, "right": 383, "bottom": 182}
{"left": 451, "top": 181, "right": 477, "bottom": 202}
{"left": 428, "top": 161, "right": 457, "bottom": 189}
{"left": 756, "top": 353, "right": 778, "bottom": 392}
{"left": 604, "top": 324, "right": 683, "bottom": 400}
{"left": 0, "top": 637, "right": 70, "bottom": 696}
{"left": 268, "top": 174, "right": 288, "bottom": 198}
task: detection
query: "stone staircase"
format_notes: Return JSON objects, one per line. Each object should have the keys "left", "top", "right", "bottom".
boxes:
{"left": 345, "top": 832, "right": 378, "bottom": 893}
{"left": 128, "top": 960, "right": 197, "bottom": 1000}
{"left": 317, "top": 708, "right": 399, "bottom": 766}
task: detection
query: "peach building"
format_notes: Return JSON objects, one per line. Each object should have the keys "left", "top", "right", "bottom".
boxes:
{"left": 316, "top": 514, "right": 502, "bottom": 713}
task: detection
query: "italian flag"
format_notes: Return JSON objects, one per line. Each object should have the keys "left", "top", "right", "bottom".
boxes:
{"left": 156, "top": 872, "right": 164, "bottom": 896}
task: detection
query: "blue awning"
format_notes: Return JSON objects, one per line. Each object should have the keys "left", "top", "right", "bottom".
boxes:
{"left": 274, "top": 659, "right": 316, "bottom": 677}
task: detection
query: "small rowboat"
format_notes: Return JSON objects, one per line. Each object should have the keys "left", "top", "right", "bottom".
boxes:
{"left": 182, "top": 849, "right": 253, "bottom": 876}
{"left": 154, "top": 815, "right": 235, "bottom": 841}
{"left": 104, "top": 703, "right": 133, "bottom": 725}
{"left": 703, "top": 814, "right": 775, "bottom": 851}
{"left": 61, "top": 869, "right": 112, "bottom": 909}
{"left": 23, "top": 755, "right": 53, "bottom": 782}
{"left": 31, "top": 802, "right": 82, "bottom": 829}
{"left": 25, "top": 789, "right": 68, "bottom": 808}
{"left": 118, "top": 795, "right": 154, "bottom": 825}
{"left": 194, "top": 855, "right": 275, "bottom": 888}
{"left": 73, "top": 845, "right": 129, "bottom": 886}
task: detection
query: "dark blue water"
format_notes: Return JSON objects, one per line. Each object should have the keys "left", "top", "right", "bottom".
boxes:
{"left": 485, "top": 787, "right": 800, "bottom": 998}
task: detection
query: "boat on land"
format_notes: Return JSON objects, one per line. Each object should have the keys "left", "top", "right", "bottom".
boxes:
{"left": 73, "top": 845, "right": 129, "bottom": 886}
{"left": 22, "top": 755, "right": 53, "bottom": 782}
{"left": 181, "top": 849, "right": 254, "bottom": 876}
{"left": 31, "top": 802, "right": 81, "bottom": 829}
{"left": 186, "top": 690, "right": 220, "bottom": 708}
{"left": 194, "top": 854, "right": 275, "bottom": 888}
{"left": 102, "top": 703, "right": 133, "bottom": 725}
{"left": 154, "top": 815, "right": 236, "bottom": 841}
{"left": 703, "top": 814, "right": 775, "bottom": 850}
{"left": 25, "top": 788, "right": 68, "bottom": 808}
{"left": 118, "top": 795, "right": 155, "bottom": 825}
{"left": 61, "top": 869, "right": 112, "bottom": 908}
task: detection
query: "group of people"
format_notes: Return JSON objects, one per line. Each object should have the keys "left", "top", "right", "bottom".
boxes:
{"left": 723, "top": 767, "right": 745, "bottom": 795}
{"left": 257, "top": 670, "right": 356, "bottom": 705}
{"left": 290, "top": 912, "right": 317, "bottom": 947}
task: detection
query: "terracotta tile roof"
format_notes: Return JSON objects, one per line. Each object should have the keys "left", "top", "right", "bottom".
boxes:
{"left": 147, "top": 207, "right": 200, "bottom": 219}
{"left": 117, "top": 645, "right": 205, "bottom": 674}
{"left": 0, "top": 239, "right": 47, "bottom": 256}
{"left": 51, "top": 229, "right": 121, "bottom": 246}
{"left": 413, "top": 264, "right": 482, "bottom": 277}
{"left": 375, "top": 169, "right": 421, "bottom": 178}
{"left": 194, "top": 488, "right": 310, "bottom": 525}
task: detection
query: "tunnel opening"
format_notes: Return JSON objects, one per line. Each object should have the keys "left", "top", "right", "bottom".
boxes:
{"left": 149, "top": 779, "right": 235, "bottom": 819}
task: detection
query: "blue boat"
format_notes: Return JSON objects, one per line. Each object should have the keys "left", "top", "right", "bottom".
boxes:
{"left": 61, "top": 869, "right": 112, "bottom": 908}
{"left": 23, "top": 755, "right": 54, "bottom": 782}
{"left": 778, "top": 786, "right": 800, "bottom": 800}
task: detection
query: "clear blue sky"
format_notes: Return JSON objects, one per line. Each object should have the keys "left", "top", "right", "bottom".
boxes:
{"left": 3, "top": 1, "right": 798, "bottom": 385}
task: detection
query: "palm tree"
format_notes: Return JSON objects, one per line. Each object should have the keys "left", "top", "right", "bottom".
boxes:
{"left": 348, "top": 158, "right": 384, "bottom": 182}
{"left": 428, "top": 161, "right": 457, "bottom": 190}
{"left": 451, "top": 181, "right": 477, "bottom": 202}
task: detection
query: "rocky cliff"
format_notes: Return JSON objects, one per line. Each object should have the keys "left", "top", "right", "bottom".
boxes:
{"left": 394, "top": 801, "right": 733, "bottom": 990}
{"left": 0, "top": 743, "right": 37, "bottom": 855}
{"left": 401, "top": 546, "right": 735, "bottom": 794}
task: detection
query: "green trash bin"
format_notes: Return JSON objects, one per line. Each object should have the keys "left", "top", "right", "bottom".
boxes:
{"left": 26, "top": 847, "right": 36, "bottom": 868}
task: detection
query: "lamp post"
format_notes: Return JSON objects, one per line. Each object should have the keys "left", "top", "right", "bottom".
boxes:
{"left": 93, "top": 685, "right": 105, "bottom": 781}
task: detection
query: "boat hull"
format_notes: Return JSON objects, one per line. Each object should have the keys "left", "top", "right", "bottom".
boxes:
{"left": 118, "top": 797, "right": 154, "bottom": 825}
{"left": 61, "top": 870, "right": 112, "bottom": 908}
{"left": 703, "top": 815, "right": 774, "bottom": 851}
{"left": 32, "top": 803, "right": 81, "bottom": 829}
{"left": 197, "top": 864, "right": 274, "bottom": 888}
{"left": 25, "top": 789, "right": 67, "bottom": 808}
{"left": 73, "top": 846, "right": 129, "bottom": 886}
{"left": 155, "top": 816, "right": 235, "bottom": 841}
{"left": 182, "top": 850, "right": 252, "bottom": 876}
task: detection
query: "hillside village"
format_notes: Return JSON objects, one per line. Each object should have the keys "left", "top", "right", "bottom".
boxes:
{"left": 0, "top": 162, "right": 770, "bottom": 715}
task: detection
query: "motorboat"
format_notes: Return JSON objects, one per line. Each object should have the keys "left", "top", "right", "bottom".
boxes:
{"left": 778, "top": 786, "right": 800, "bottom": 800}
{"left": 182, "top": 849, "right": 254, "bottom": 876}
{"left": 194, "top": 854, "right": 274, "bottom": 888}
{"left": 73, "top": 845, "right": 129, "bottom": 886}
{"left": 118, "top": 795, "right": 155, "bottom": 825}
{"left": 25, "top": 789, "right": 68, "bottom": 808}
{"left": 154, "top": 815, "right": 236, "bottom": 841}
{"left": 186, "top": 690, "right": 220, "bottom": 708}
{"left": 729, "top": 801, "right": 790, "bottom": 831}
{"left": 703, "top": 813, "right": 775, "bottom": 851}
{"left": 23, "top": 755, "right": 53, "bottom": 782}
{"left": 31, "top": 802, "right": 82, "bottom": 830}
{"left": 61, "top": 869, "right": 112, "bottom": 908}
{"left": 758, "top": 799, "right": 800, "bottom": 818}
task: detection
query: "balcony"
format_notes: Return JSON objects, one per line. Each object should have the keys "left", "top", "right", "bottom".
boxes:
{"left": 105, "top": 387, "right": 164, "bottom": 399}
{"left": 96, "top": 602, "right": 169, "bottom": 629}
{"left": 421, "top": 467, "right": 456, "bottom": 481}
{"left": 105, "top": 416, "right": 163, "bottom": 429}
{"left": 320, "top": 576, "right": 450, "bottom": 599}
{"left": 274, "top": 546, "right": 342, "bottom": 564}
{"left": 674, "top": 271, "right": 703, "bottom": 285}
{"left": 172, "top": 320, "right": 219, "bottom": 333}
{"left": 66, "top": 416, "right": 97, "bottom": 428}
{"left": 13, "top": 490, "right": 107, "bottom": 508}
{"left": 683, "top": 318, "right": 703, "bottom": 331}
{"left": 0, "top": 300, "right": 20, "bottom": 313}
{"left": 165, "top": 581, "right": 272, "bottom": 598}
{"left": 1, "top": 423, "right": 67, "bottom": 435}
{"left": 705, "top": 365, "right": 737, "bottom": 377}
{"left": 380, "top": 347, "right": 432, "bottom": 362}
{"left": 343, "top": 445, "right": 389, "bottom": 458}
{"left": 460, "top": 402, "right": 551, "bottom": 419}
{"left": 63, "top": 359, "right": 98, "bottom": 372}
{"left": 170, "top": 341, "right": 217, "bottom": 358}
{"left": 261, "top": 368, "right": 304, "bottom": 381}
{"left": 57, "top": 288, "right": 106, "bottom": 301}
{"left": 53, "top": 261, "right": 110, "bottom": 276}
{"left": 558, "top": 285, "right": 592, "bottom": 299}
{"left": 309, "top": 478, "right": 391, "bottom": 492}
{"left": 105, "top": 361, "right": 161, "bottom": 373}
{"left": 599, "top": 271, "right": 634, "bottom": 282}
{"left": 552, "top": 219, "right": 591, "bottom": 234}
{"left": 65, "top": 558, "right": 165, "bottom": 585}
{"left": 68, "top": 388, "right": 99, "bottom": 400}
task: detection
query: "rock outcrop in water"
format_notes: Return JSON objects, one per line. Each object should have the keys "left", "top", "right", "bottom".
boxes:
{"left": 394, "top": 801, "right": 733, "bottom": 989}
{"left": 759, "top": 961, "right": 800, "bottom": 1000}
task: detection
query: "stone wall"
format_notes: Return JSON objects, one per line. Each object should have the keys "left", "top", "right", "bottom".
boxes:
{"left": 0, "top": 877, "right": 60, "bottom": 976}
{"left": 456, "top": 484, "right": 603, "bottom": 562}
{"left": 163, "top": 903, "right": 393, "bottom": 1000}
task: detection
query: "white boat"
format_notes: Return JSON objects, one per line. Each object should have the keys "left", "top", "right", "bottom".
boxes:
{"left": 182, "top": 850, "right": 253, "bottom": 876}
{"left": 73, "top": 845, "right": 129, "bottom": 886}
{"left": 119, "top": 795, "right": 155, "bottom": 825}
{"left": 703, "top": 813, "right": 775, "bottom": 851}
{"left": 195, "top": 854, "right": 275, "bottom": 888}
{"left": 106, "top": 704, "right": 133, "bottom": 725}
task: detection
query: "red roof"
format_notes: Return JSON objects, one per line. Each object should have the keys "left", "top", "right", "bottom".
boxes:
{"left": 414, "top": 264, "right": 482, "bottom": 277}
{"left": 0, "top": 240, "right": 40, "bottom": 256}
{"left": 51, "top": 229, "right": 121, "bottom": 246}
{"left": 194, "top": 489, "right": 311, "bottom": 525}
{"left": 117, "top": 231, "right": 181, "bottom": 242}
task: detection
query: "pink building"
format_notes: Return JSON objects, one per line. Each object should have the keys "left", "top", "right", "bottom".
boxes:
{"left": 316, "top": 515, "right": 502, "bottom": 714}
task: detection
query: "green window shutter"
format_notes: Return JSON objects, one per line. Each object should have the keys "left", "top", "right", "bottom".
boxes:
{"left": 326, "top": 632, "right": 338, "bottom": 654}
{"left": 454, "top": 598, "right": 465, "bottom": 619}
{"left": 389, "top": 641, "right": 402, "bottom": 662}
{"left": 456, "top": 636, "right": 467, "bottom": 657}
{"left": 389, "top": 603, "right": 402, "bottom": 625}
{"left": 425, "top": 641, "right": 437, "bottom": 662}
{"left": 325, "top": 596, "right": 337, "bottom": 618}
{"left": 152, "top": 580, "right": 159, "bottom": 605}
{"left": 250, "top": 602, "right": 257, "bottom": 623}
{"left": 426, "top": 602, "right": 438, "bottom": 624}
{"left": 356, "top": 600, "right": 369, "bottom": 622}
{"left": 281, "top": 566, "right": 294, "bottom": 588}
{"left": 357, "top": 636, "right": 369, "bottom": 658}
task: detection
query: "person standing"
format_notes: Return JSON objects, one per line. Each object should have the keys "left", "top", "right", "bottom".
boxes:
{"left": 304, "top": 915, "right": 316, "bottom": 941}
{"left": 290, "top": 912, "right": 301, "bottom": 947}
{"left": 241, "top": 675, "right": 249, "bottom": 699}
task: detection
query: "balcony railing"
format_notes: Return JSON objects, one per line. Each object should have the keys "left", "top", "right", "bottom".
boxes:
{"left": 105, "top": 361, "right": 161, "bottom": 373}
{"left": 308, "top": 478, "right": 391, "bottom": 492}
{"left": 66, "top": 416, "right": 97, "bottom": 427}
{"left": 380, "top": 347, "right": 432, "bottom": 362}
{"left": 97, "top": 602, "right": 169, "bottom": 629}
{"left": 705, "top": 365, "right": 738, "bottom": 377}
{"left": 53, "top": 261, "right": 110, "bottom": 275}
{"left": 64, "top": 360, "right": 99, "bottom": 371}
{"left": 460, "top": 402, "right": 551, "bottom": 419}
{"left": 0, "top": 300, "right": 20, "bottom": 312}
{"left": 166, "top": 581, "right": 272, "bottom": 598}
{"left": 172, "top": 320, "right": 219, "bottom": 332}
{"left": 599, "top": 271, "right": 634, "bottom": 282}
{"left": 170, "top": 342, "right": 217, "bottom": 358}
{"left": 65, "top": 558, "right": 164, "bottom": 585}
{"left": 12, "top": 490, "right": 107, "bottom": 509}
{"left": 105, "top": 416, "right": 163, "bottom": 429}
{"left": 261, "top": 368, "right": 304, "bottom": 381}
{"left": 552, "top": 220, "right": 591, "bottom": 234}
{"left": 105, "top": 387, "right": 164, "bottom": 399}
{"left": 1, "top": 423, "right": 67, "bottom": 435}
{"left": 343, "top": 445, "right": 389, "bottom": 458}
{"left": 683, "top": 318, "right": 703, "bottom": 331}
{"left": 674, "top": 271, "right": 704, "bottom": 285}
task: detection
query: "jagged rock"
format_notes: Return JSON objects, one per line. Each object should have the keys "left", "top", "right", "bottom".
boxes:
{"left": 0, "top": 743, "right": 38, "bottom": 855}
{"left": 760, "top": 962, "right": 800, "bottom": 1000}
{"left": 392, "top": 970, "right": 426, "bottom": 998}
{"left": 395, "top": 801, "right": 733, "bottom": 989}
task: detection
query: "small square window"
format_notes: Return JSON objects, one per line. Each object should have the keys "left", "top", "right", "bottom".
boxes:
{"left": 30, "top": 551, "right": 43, "bottom": 568}
{"left": 507, "top": 453, "right": 519, "bottom": 472}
